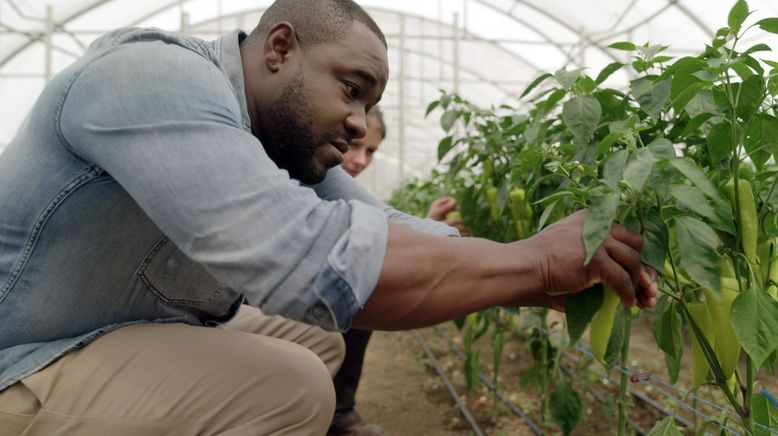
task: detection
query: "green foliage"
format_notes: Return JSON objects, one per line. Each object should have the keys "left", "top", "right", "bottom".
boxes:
{"left": 393, "top": 1, "right": 778, "bottom": 432}
{"left": 564, "top": 284, "right": 604, "bottom": 345}
{"left": 646, "top": 416, "right": 683, "bottom": 435}
{"left": 549, "top": 381, "right": 582, "bottom": 436}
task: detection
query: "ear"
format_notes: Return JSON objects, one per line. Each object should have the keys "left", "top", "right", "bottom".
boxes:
{"left": 262, "top": 22, "right": 299, "bottom": 73}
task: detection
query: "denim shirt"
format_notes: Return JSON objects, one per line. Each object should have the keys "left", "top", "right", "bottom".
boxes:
{"left": 0, "top": 28, "right": 457, "bottom": 392}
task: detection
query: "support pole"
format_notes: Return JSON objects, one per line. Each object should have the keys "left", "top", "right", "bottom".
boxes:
{"left": 44, "top": 5, "right": 53, "bottom": 82}
{"left": 453, "top": 12, "right": 460, "bottom": 95}
{"left": 397, "top": 14, "right": 406, "bottom": 185}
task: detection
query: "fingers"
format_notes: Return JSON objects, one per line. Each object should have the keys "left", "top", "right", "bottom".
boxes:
{"left": 609, "top": 223, "right": 643, "bottom": 252}
{"left": 595, "top": 252, "right": 637, "bottom": 306}
{"left": 604, "top": 238, "right": 642, "bottom": 292}
{"left": 636, "top": 266, "right": 658, "bottom": 308}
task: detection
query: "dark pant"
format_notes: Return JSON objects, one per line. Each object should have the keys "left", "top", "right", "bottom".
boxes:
{"left": 333, "top": 329, "right": 373, "bottom": 413}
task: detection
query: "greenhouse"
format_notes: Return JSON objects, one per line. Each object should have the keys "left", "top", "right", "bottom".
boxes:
{"left": 1, "top": 0, "right": 778, "bottom": 434}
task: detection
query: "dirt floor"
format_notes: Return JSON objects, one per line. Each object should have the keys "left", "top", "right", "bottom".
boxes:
{"left": 351, "top": 316, "right": 778, "bottom": 436}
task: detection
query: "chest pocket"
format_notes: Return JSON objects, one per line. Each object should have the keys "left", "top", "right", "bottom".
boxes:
{"left": 137, "top": 236, "right": 226, "bottom": 306}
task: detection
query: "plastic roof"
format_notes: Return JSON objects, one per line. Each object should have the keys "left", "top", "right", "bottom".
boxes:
{"left": 2, "top": 0, "right": 778, "bottom": 199}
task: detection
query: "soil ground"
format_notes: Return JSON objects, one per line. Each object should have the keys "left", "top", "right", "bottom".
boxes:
{"left": 350, "top": 315, "right": 778, "bottom": 436}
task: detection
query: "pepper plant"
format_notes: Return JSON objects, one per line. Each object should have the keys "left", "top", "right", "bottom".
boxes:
{"left": 392, "top": 1, "right": 778, "bottom": 434}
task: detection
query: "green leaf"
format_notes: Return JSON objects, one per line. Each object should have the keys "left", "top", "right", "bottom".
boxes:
{"left": 609, "top": 41, "right": 636, "bottom": 51}
{"left": 550, "top": 380, "right": 582, "bottom": 436}
{"left": 583, "top": 191, "right": 620, "bottom": 265}
{"left": 573, "top": 75, "right": 597, "bottom": 95}
{"left": 673, "top": 216, "right": 721, "bottom": 292}
{"left": 595, "top": 131, "right": 623, "bottom": 157}
{"left": 670, "top": 184, "right": 717, "bottom": 222}
{"left": 623, "top": 148, "right": 656, "bottom": 193}
{"left": 757, "top": 18, "right": 778, "bottom": 34}
{"left": 731, "top": 285, "right": 778, "bottom": 367}
{"left": 646, "top": 138, "right": 676, "bottom": 160}
{"left": 670, "top": 158, "right": 721, "bottom": 200}
{"left": 437, "top": 136, "right": 454, "bottom": 161}
{"left": 744, "top": 43, "right": 772, "bottom": 55}
{"left": 565, "top": 285, "right": 604, "bottom": 346}
{"left": 555, "top": 68, "right": 583, "bottom": 90}
{"left": 670, "top": 184, "right": 735, "bottom": 234}
{"left": 642, "top": 218, "right": 669, "bottom": 274}
{"left": 753, "top": 391, "right": 778, "bottom": 435}
{"left": 745, "top": 113, "right": 778, "bottom": 170}
{"left": 603, "top": 149, "right": 628, "bottom": 188}
{"left": 440, "top": 110, "right": 458, "bottom": 132}
{"left": 631, "top": 77, "right": 671, "bottom": 119}
{"left": 653, "top": 298, "right": 683, "bottom": 384}
{"left": 707, "top": 121, "right": 734, "bottom": 165}
{"left": 646, "top": 415, "right": 683, "bottom": 436}
{"left": 728, "top": 0, "right": 749, "bottom": 34}
{"left": 685, "top": 90, "right": 721, "bottom": 118}
{"left": 541, "top": 88, "right": 568, "bottom": 114}
{"left": 736, "top": 75, "right": 765, "bottom": 123}
{"left": 425, "top": 100, "right": 440, "bottom": 117}
{"left": 680, "top": 113, "right": 715, "bottom": 138}
{"left": 671, "top": 81, "right": 706, "bottom": 114}
{"left": 521, "top": 72, "right": 553, "bottom": 98}
{"left": 562, "top": 95, "right": 602, "bottom": 146}
{"left": 595, "top": 62, "right": 624, "bottom": 85}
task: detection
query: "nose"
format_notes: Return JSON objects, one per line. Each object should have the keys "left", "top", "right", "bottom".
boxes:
{"left": 353, "top": 148, "right": 368, "bottom": 166}
{"left": 345, "top": 108, "right": 367, "bottom": 141}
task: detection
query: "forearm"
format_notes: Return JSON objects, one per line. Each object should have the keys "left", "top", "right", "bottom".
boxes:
{"left": 351, "top": 222, "right": 544, "bottom": 330}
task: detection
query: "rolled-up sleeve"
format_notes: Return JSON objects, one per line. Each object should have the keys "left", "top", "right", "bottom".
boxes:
{"left": 58, "top": 41, "right": 386, "bottom": 331}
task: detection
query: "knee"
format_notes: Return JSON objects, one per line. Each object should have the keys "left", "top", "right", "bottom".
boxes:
{"left": 265, "top": 347, "right": 337, "bottom": 431}
{"left": 322, "top": 331, "right": 346, "bottom": 376}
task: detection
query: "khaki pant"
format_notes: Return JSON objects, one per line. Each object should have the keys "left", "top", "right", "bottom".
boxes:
{"left": 0, "top": 305, "right": 345, "bottom": 436}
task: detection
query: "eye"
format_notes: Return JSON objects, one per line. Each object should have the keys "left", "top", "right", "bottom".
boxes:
{"left": 344, "top": 81, "right": 361, "bottom": 99}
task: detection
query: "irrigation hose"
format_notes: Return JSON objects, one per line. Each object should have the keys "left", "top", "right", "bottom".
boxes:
{"left": 411, "top": 330, "right": 486, "bottom": 436}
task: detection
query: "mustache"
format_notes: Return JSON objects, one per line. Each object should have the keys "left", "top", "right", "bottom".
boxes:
{"left": 322, "top": 129, "right": 354, "bottom": 147}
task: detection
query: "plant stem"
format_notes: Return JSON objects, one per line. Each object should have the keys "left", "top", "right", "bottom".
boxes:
{"left": 539, "top": 309, "right": 549, "bottom": 426}
{"left": 743, "top": 356, "right": 755, "bottom": 435}
{"left": 617, "top": 309, "right": 632, "bottom": 436}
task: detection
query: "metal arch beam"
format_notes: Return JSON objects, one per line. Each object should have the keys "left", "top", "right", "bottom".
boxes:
{"left": 0, "top": 0, "right": 125, "bottom": 68}
{"left": 590, "top": 2, "right": 676, "bottom": 45}
{"left": 186, "top": 4, "right": 545, "bottom": 76}
{"left": 492, "top": 0, "right": 623, "bottom": 65}
{"left": 468, "top": 0, "right": 576, "bottom": 65}
{"left": 590, "top": 0, "right": 713, "bottom": 45}
{"left": 668, "top": 0, "right": 713, "bottom": 37}
{"left": 185, "top": 5, "right": 540, "bottom": 96}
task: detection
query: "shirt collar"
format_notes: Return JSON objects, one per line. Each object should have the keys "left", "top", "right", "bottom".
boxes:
{"left": 216, "top": 30, "right": 252, "bottom": 132}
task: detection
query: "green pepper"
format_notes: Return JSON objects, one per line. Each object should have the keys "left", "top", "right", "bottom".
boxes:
{"left": 508, "top": 187, "right": 530, "bottom": 238}
{"left": 481, "top": 157, "right": 494, "bottom": 187}
{"left": 701, "top": 269, "right": 742, "bottom": 379}
{"left": 687, "top": 302, "right": 714, "bottom": 388}
{"left": 758, "top": 238, "right": 778, "bottom": 300}
{"left": 487, "top": 186, "right": 500, "bottom": 221}
{"left": 589, "top": 285, "right": 620, "bottom": 363}
{"left": 725, "top": 179, "right": 758, "bottom": 266}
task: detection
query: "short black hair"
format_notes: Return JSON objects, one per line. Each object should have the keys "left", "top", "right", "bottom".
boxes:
{"left": 250, "top": 0, "right": 386, "bottom": 49}
{"left": 367, "top": 105, "right": 386, "bottom": 140}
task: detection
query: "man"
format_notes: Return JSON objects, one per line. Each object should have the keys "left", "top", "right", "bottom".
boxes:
{"left": 332, "top": 107, "right": 467, "bottom": 435}
{"left": 0, "top": 1, "right": 657, "bottom": 435}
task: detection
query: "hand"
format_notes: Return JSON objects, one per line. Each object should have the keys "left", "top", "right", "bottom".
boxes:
{"left": 520, "top": 210, "right": 658, "bottom": 311}
{"left": 427, "top": 197, "right": 471, "bottom": 236}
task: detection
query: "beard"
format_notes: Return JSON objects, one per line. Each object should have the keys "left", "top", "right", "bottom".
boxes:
{"left": 265, "top": 69, "right": 346, "bottom": 184}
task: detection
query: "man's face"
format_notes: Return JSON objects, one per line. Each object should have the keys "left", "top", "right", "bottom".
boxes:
{"left": 341, "top": 115, "right": 381, "bottom": 177}
{"left": 265, "top": 21, "right": 388, "bottom": 184}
